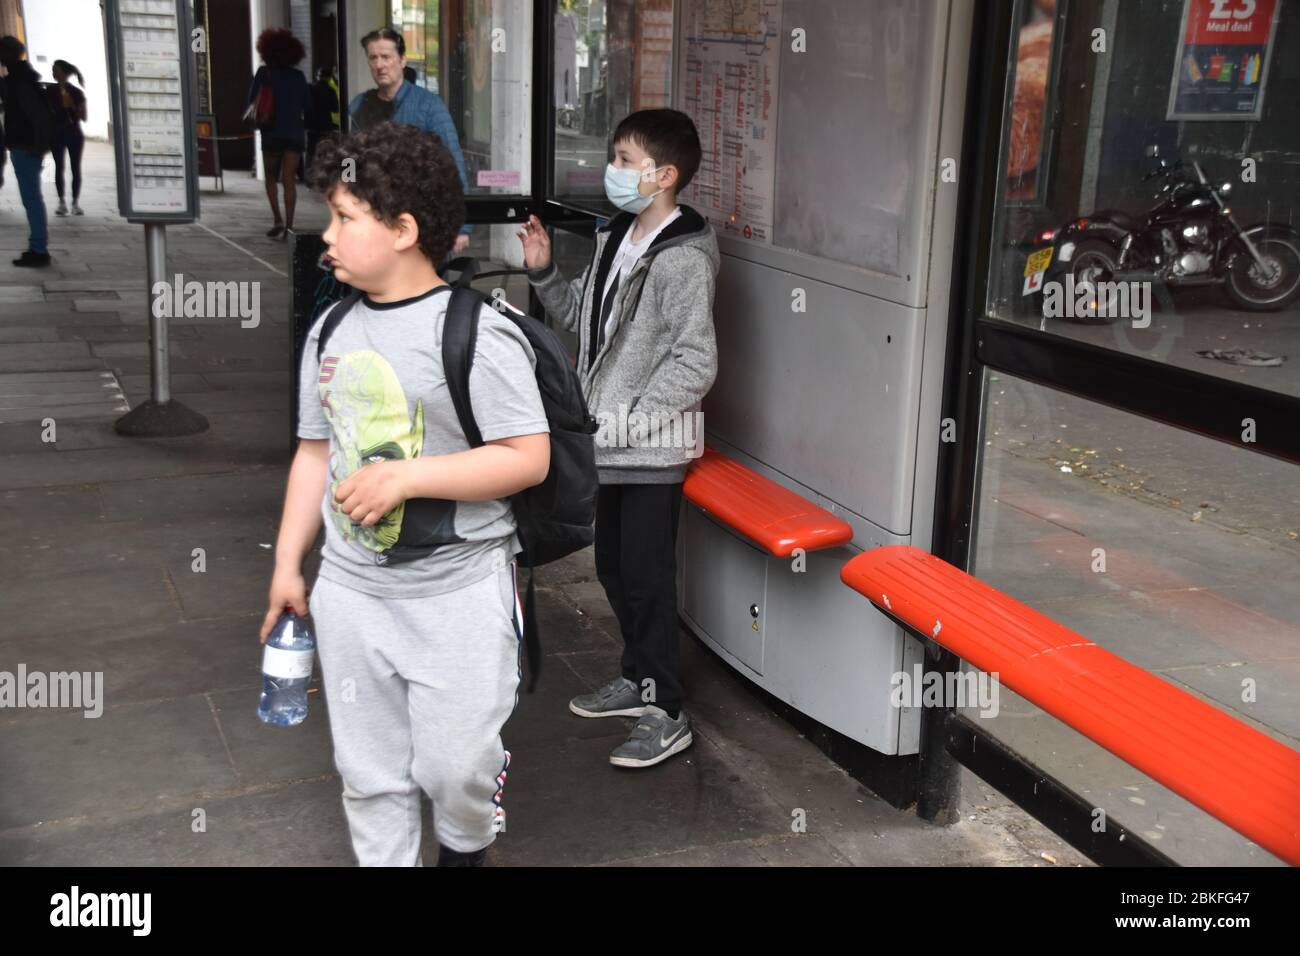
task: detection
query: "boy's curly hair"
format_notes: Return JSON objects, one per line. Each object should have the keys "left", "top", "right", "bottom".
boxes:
{"left": 311, "top": 123, "right": 466, "bottom": 266}
{"left": 256, "top": 28, "right": 305, "bottom": 68}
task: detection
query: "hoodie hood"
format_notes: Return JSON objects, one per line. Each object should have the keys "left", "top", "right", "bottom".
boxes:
{"left": 602, "top": 204, "right": 720, "bottom": 277}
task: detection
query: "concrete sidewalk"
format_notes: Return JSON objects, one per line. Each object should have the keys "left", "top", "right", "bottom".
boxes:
{"left": 0, "top": 141, "right": 1085, "bottom": 866}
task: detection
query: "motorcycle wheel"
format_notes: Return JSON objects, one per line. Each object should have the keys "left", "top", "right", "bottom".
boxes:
{"left": 1224, "top": 234, "right": 1300, "bottom": 311}
{"left": 1067, "top": 240, "right": 1122, "bottom": 324}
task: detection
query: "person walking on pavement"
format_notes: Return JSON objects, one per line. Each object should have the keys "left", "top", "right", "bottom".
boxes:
{"left": 0, "top": 36, "right": 55, "bottom": 267}
{"left": 350, "top": 27, "right": 471, "bottom": 255}
{"left": 247, "top": 28, "right": 310, "bottom": 239}
{"left": 48, "top": 59, "right": 87, "bottom": 217}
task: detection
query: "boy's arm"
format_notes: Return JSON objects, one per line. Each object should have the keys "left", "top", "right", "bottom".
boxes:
{"left": 527, "top": 260, "right": 590, "bottom": 333}
{"left": 333, "top": 435, "right": 549, "bottom": 530}
{"left": 273, "top": 439, "right": 329, "bottom": 566}
{"left": 628, "top": 253, "right": 718, "bottom": 437}
{"left": 261, "top": 439, "right": 328, "bottom": 639}
{"left": 413, "top": 434, "right": 550, "bottom": 499}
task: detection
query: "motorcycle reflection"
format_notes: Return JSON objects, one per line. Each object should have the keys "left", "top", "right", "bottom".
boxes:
{"left": 1025, "top": 145, "right": 1300, "bottom": 319}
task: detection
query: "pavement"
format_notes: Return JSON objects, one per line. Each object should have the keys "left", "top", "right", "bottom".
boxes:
{"left": 0, "top": 141, "right": 1091, "bottom": 867}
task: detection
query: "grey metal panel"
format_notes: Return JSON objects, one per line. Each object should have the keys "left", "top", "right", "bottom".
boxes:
{"left": 675, "top": 0, "right": 964, "bottom": 757}
{"left": 679, "top": 502, "right": 921, "bottom": 755}
{"left": 761, "top": 539, "right": 915, "bottom": 755}
{"left": 704, "top": 256, "right": 923, "bottom": 536}
{"left": 773, "top": 0, "right": 938, "bottom": 282}
{"left": 907, "top": 0, "right": 976, "bottom": 556}
{"left": 680, "top": 508, "right": 767, "bottom": 674}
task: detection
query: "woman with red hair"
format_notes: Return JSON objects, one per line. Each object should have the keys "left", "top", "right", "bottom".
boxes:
{"left": 247, "top": 28, "right": 310, "bottom": 238}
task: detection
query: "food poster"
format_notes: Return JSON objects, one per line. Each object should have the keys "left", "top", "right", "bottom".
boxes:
{"left": 1168, "top": 0, "right": 1280, "bottom": 120}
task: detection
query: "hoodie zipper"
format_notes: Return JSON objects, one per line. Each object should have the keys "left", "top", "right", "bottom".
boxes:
{"left": 587, "top": 257, "right": 652, "bottom": 382}
{"left": 578, "top": 253, "right": 596, "bottom": 371}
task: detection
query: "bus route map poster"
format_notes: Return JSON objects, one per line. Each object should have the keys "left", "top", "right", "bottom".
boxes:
{"left": 675, "top": 0, "right": 781, "bottom": 244}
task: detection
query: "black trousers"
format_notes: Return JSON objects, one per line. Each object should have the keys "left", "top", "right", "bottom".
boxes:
{"left": 52, "top": 127, "right": 84, "bottom": 202}
{"left": 594, "top": 482, "right": 685, "bottom": 714}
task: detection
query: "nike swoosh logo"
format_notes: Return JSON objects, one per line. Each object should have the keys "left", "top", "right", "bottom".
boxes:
{"left": 659, "top": 726, "right": 685, "bottom": 749}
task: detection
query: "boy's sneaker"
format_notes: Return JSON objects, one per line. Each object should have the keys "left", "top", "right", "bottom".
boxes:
{"left": 55, "top": 200, "right": 68, "bottom": 216}
{"left": 569, "top": 675, "right": 646, "bottom": 718}
{"left": 437, "top": 843, "right": 487, "bottom": 867}
{"left": 609, "top": 706, "right": 693, "bottom": 768}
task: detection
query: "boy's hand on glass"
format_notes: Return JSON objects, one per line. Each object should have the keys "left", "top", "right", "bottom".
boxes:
{"left": 517, "top": 214, "right": 551, "bottom": 270}
{"left": 261, "top": 570, "right": 308, "bottom": 643}
{"left": 335, "top": 460, "right": 409, "bottom": 528}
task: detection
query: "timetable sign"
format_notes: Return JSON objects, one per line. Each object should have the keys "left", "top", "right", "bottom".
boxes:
{"left": 104, "top": 0, "right": 199, "bottom": 222}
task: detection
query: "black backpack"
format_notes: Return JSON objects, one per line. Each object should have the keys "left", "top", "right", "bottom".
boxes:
{"left": 314, "top": 260, "right": 598, "bottom": 689}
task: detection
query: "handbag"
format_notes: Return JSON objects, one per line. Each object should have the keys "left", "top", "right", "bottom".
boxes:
{"left": 243, "top": 70, "right": 275, "bottom": 129}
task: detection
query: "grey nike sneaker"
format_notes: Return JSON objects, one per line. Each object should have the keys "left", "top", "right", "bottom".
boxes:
{"left": 609, "top": 706, "right": 693, "bottom": 768}
{"left": 569, "top": 676, "right": 647, "bottom": 719}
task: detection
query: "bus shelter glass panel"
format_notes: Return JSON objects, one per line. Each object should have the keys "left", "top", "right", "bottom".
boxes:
{"left": 552, "top": 0, "right": 675, "bottom": 210}
{"left": 967, "top": 369, "right": 1300, "bottom": 865}
{"left": 986, "top": 0, "right": 1300, "bottom": 397}
{"left": 395, "top": 0, "right": 533, "bottom": 198}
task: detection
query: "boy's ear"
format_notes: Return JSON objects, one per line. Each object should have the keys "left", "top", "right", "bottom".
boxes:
{"left": 392, "top": 212, "right": 421, "bottom": 253}
{"left": 657, "top": 163, "right": 680, "bottom": 192}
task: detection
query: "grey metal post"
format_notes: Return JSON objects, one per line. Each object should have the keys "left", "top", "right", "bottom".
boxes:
{"left": 146, "top": 224, "right": 170, "bottom": 405}
{"left": 115, "top": 226, "right": 208, "bottom": 437}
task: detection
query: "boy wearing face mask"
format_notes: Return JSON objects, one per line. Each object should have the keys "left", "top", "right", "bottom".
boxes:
{"left": 518, "top": 108, "right": 718, "bottom": 768}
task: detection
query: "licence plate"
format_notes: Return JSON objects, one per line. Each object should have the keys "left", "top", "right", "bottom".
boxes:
{"left": 1023, "top": 247, "right": 1053, "bottom": 276}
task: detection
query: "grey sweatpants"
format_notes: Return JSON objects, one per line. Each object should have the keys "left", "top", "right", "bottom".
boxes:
{"left": 310, "top": 562, "right": 523, "bottom": 865}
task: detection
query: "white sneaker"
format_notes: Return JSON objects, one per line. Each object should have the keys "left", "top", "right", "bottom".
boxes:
{"left": 55, "top": 200, "right": 68, "bottom": 216}
{"left": 72, "top": 202, "right": 84, "bottom": 216}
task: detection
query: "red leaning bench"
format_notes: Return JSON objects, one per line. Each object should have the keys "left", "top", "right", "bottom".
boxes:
{"left": 841, "top": 545, "right": 1300, "bottom": 866}
{"left": 682, "top": 446, "right": 853, "bottom": 557}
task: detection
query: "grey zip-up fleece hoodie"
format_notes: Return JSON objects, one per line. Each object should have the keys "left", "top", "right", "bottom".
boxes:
{"left": 528, "top": 204, "right": 719, "bottom": 484}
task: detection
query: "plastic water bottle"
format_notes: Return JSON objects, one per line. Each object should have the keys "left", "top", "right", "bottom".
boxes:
{"left": 258, "top": 612, "right": 315, "bottom": 726}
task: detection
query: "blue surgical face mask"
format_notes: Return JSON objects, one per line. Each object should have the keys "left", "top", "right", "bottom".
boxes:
{"left": 605, "top": 162, "right": 664, "bottom": 213}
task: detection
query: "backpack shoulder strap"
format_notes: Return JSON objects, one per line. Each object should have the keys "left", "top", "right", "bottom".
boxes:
{"left": 439, "top": 256, "right": 480, "bottom": 289}
{"left": 315, "top": 290, "right": 363, "bottom": 365}
{"left": 442, "top": 286, "right": 485, "bottom": 448}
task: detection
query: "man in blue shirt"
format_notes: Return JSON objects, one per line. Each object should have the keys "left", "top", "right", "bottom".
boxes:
{"left": 351, "top": 28, "right": 471, "bottom": 254}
